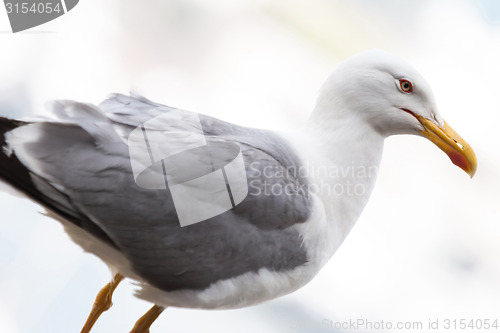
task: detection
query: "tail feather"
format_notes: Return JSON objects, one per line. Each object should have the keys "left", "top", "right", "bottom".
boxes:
{"left": 0, "top": 116, "right": 118, "bottom": 249}
{"left": 0, "top": 117, "right": 38, "bottom": 199}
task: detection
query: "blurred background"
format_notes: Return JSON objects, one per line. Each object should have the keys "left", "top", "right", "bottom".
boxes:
{"left": 0, "top": 0, "right": 499, "bottom": 332}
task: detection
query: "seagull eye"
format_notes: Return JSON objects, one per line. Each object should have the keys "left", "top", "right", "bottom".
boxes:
{"left": 399, "top": 79, "right": 413, "bottom": 93}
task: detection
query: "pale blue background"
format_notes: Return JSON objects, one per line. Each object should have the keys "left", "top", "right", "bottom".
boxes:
{"left": 0, "top": 1, "right": 499, "bottom": 332}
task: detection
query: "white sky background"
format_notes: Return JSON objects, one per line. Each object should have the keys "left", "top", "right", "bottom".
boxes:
{"left": 0, "top": 0, "right": 499, "bottom": 332}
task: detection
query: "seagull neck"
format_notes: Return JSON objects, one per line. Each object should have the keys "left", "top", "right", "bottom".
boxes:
{"left": 302, "top": 102, "right": 384, "bottom": 241}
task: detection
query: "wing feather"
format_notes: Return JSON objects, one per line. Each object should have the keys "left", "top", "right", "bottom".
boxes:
{"left": 2, "top": 95, "right": 312, "bottom": 290}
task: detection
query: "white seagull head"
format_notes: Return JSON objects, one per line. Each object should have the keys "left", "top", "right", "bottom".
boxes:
{"left": 313, "top": 49, "right": 477, "bottom": 177}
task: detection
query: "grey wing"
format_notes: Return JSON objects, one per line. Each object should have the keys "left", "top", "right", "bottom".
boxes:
{"left": 3, "top": 94, "right": 312, "bottom": 291}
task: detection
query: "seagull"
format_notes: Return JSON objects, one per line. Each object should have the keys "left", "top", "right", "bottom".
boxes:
{"left": 0, "top": 50, "right": 476, "bottom": 333}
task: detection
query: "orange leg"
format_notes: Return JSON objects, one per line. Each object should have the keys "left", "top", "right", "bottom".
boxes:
{"left": 130, "top": 305, "right": 166, "bottom": 333}
{"left": 80, "top": 273, "right": 124, "bottom": 333}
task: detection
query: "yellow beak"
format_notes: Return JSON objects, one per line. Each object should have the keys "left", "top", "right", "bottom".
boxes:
{"left": 414, "top": 115, "right": 477, "bottom": 178}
